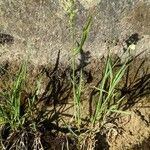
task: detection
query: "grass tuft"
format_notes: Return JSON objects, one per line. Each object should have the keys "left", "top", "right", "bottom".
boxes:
{"left": 0, "top": 61, "right": 27, "bottom": 131}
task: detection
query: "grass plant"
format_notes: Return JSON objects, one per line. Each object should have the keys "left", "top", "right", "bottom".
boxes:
{"left": 91, "top": 54, "right": 129, "bottom": 127}
{"left": 0, "top": 62, "right": 27, "bottom": 131}
{"left": 0, "top": 61, "right": 44, "bottom": 149}
{"left": 63, "top": 0, "right": 92, "bottom": 129}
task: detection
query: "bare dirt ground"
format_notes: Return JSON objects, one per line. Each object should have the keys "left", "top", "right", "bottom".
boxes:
{"left": 108, "top": 97, "right": 150, "bottom": 150}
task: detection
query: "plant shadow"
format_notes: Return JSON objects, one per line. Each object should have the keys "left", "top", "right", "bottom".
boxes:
{"left": 120, "top": 58, "right": 150, "bottom": 109}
